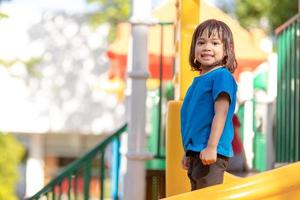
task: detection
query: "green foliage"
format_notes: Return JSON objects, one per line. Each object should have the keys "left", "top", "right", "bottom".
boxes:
{"left": 0, "top": 133, "right": 25, "bottom": 200}
{"left": 23, "top": 57, "right": 43, "bottom": 77}
{"left": 0, "top": 12, "right": 9, "bottom": 19}
{"left": 235, "top": 0, "right": 298, "bottom": 34}
{"left": 0, "top": 57, "right": 43, "bottom": 77}
{"left": 269, "top": 0, "right": 299, "bottom": 30}
{"left": 0, "top": 12, "right": 42, "bottom": 76}
{"left": 86, "top": 0, "right": 130, "bottom": 41}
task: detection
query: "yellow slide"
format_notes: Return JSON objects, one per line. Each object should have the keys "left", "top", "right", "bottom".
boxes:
{"left": 165, "top": 100, "right": 300, "bottom": 199}
{"left": 164, "top": 162, "right": 300, "bottom": 199}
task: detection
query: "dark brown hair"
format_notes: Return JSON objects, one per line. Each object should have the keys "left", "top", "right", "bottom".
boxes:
{"left": 189, "top": 19, "right": 237, "bottom": 73}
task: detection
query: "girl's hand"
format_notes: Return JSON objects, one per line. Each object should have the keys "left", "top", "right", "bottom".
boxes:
{"left": 181, "top": 155, "right": 191, "bottom": 170}
{"left": 200, "top": 147, "right": 217, "bottom": 165}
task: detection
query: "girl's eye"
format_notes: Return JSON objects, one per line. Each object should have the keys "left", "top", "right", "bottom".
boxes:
{"left": 213, "top": 42, "right": 220, "bottom": 45}
{"left": 197, "top": 41, "right": 205, "bottom": 45}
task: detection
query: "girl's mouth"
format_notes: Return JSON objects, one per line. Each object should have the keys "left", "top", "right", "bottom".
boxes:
{"left": 201, "top": 53, "right": 213, "bottom": 58}
{"left": 201, "top": 54, "right": 214, "bottom": 60}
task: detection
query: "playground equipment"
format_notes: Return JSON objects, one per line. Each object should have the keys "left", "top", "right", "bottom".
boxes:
{"left": 165, "top": 0, "right": 300, "bottom": 199}
{"left": 26, "top": 125, "right": 127, "bottom": 200}
{"left": 275, "top": 13, "right": 300, "bottom": 163}
{"left": 163, "top": 161, "right": 300, "bottom": 199}
{"left": 26, "top": 0, "right": 300, "bottom": 199}
{"left": 165, "top": 99, "right": 300, "bottom": 199}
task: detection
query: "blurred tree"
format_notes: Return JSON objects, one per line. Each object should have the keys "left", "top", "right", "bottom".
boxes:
{"left": 215, "top": 0, "right": 235, "bottom": 18}
{"left": 235, "top": 0, "right": 298, "bottom": 33}
{"left": 0, "top": 0, "right": 11, "bottom": 5}
{"left": 1, "top": 10, "right": 42, "bottom": 76}
{"left": 0, "top": 57, "right": 43, "bottom": 78}
{"left": 86, "top": 0, "right": 130, "bottom": 41}
{"left": 0, "top": 12, "right": 8, "bottom": 19}
{"left": 0, "top": 133, "right": 25, "bottom": 200}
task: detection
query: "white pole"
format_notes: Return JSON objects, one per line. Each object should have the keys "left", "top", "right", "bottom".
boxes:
{"left": 239, "top": 72, "right": 255, "bottom": 169}
{"left": 25, "top": 134, "right": 44, "bottom": 197}
{"left": 123, "top": 0, "right": 154, "bottom": 199}
{"left": 266, "top": 53, "right": 277, "bottom": 169}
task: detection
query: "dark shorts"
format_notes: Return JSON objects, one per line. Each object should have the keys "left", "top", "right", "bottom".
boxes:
{"left": 186, "top": 151, "right": 229, "bottom": 191}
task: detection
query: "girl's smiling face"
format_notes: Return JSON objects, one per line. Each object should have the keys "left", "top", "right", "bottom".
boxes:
{"left": 195, "top": 29, "right": 224, "bottom": 68}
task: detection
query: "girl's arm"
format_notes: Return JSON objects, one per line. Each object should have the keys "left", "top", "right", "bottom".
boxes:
{"left": 200, "top": 92, "right": 230, "bottom": 165}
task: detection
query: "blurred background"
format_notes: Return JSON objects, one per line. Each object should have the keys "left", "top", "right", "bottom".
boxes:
{"left": 0, "top": 0, "right": 298, "bottom": 199}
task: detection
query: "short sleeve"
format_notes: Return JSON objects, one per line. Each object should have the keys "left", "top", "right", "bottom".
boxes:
{"left": 212, "top": 70, "right": 236, "bottom": 103}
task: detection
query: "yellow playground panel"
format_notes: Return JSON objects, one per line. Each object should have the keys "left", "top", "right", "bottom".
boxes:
{"left": 165, "top": 101, "right": 300, "bottom": 199}
{"left": 165, "top": 0, "right": 300, "bottom": 199}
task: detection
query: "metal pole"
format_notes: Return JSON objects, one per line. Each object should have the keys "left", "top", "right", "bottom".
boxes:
{"left": 157, "top": 24, "right": 164, "bottom": 157}
{"left": 111, "top": 138, "right": 120, "bottom": 200}
{"left": 123, "top": 0, "right": 154, "bottom": 200}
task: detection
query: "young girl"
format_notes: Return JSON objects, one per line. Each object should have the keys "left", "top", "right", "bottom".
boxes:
{"left": 180, "top": 19, "right": 238, "bottom": 190}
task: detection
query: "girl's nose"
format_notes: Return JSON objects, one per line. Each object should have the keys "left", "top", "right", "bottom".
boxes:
{"left": 203, "top": 44, "right": 212, "bottom": 51}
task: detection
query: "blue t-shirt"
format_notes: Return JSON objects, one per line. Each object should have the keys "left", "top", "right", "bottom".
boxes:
{"left": 180, "top": 67, "right": 237, "bottom": 157}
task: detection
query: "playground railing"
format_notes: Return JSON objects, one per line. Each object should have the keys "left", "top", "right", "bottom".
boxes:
{"left": 275, "top": 14, "right": 300, "bottom": 162}
{"left": 26, "top": 124, "right": 127, "bottom": 200}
